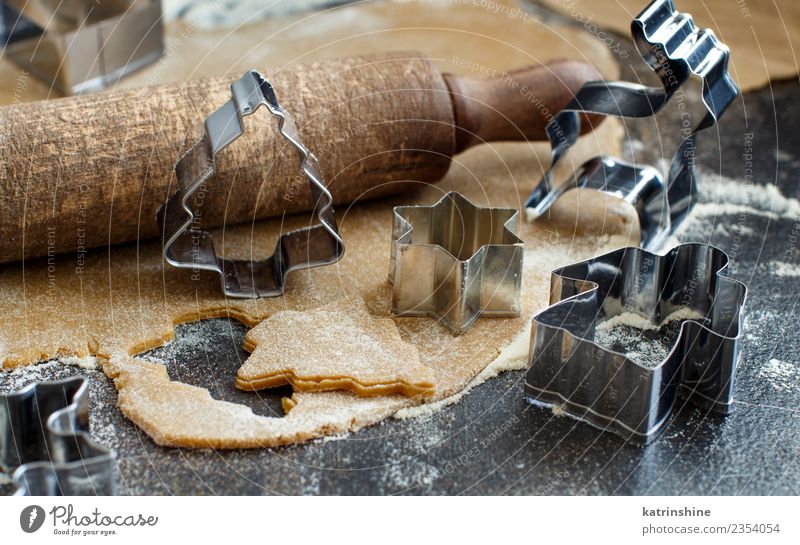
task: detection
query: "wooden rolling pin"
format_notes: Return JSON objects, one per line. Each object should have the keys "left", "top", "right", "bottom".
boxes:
{"left": 0, "top": 51, "right": 601, "bottom": 264}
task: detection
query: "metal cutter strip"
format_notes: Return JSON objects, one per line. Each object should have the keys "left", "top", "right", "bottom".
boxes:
{"left": 524, "top": 0, "right": 739, "bottom": 251}
{"left": 1, "top": 377, "right": 115, "bottom": 495}
{"left": 157, "top": 70, "right": 345, "bottom": 298}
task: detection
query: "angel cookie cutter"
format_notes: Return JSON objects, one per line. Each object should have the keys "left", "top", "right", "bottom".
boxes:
{"left": 389, "top": 192, "right": 524, "bottom": 335}
{"left": 524, "top": 0, "right": 739, "bottom": 251}
{"left": 525, "top": 243, "right": 747, "bottom": 444}
{"left": 0, "top": 377, "right": 115, "bottom": 495}
{"left": 157, "top": 70, "right": 345, "bottom": 298}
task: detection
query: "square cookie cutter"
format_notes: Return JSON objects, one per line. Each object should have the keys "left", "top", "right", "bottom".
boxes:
{"left": 389, "top": 191, "right": 523, "bottom": 335}
{"left": 1, "top": 0, "right": 164, "bottom": 94}
{"left": 525, "top": 243, "right": 747, "bottom": 444}
{"left": 1, "top": 377, "right": 115, "bottom": 495}
{"left": 157, "top": 69, "right": 345, "bottom": 298}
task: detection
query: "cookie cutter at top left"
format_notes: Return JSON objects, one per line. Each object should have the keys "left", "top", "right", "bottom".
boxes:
{"left": 1, "top": 0, "right": 164, "bottom": 95}
{"left": 157, "top": 69, "right": 345, "bottom": 299}
{"left": 1, "top": 377, "right": 115, "bottom": 495}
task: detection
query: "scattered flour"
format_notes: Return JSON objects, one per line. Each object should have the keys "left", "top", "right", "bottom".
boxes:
{"left": 58, "top": 356, "right": 98, "bottom": 370}
{"left": 700, "top": 171, "right": 800, "bottom": 220}
{"left": 0, "top": 357, "right": 99, "bottom": 392}
{"left": 769, "top": 260, "right": 800, "bottom": 278}
{"left": 757, "top": 358, "right": 799, "bottom": 392}
{"left": 593, "top": 308, "right": 706, "bottom": 369}
{"left": 662, "top": 169, "right": 800, "bottom": 251}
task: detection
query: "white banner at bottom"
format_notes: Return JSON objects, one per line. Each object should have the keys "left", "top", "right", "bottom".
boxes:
{"left": 1, "top": 495, "right": 797, "bottom": 544}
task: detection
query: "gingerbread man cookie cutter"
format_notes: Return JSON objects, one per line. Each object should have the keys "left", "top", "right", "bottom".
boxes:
{"left": 157, "top": 70, "right": 345, "bottom": 298}
{"left": 524, "top": 0, "right": 739, "bottom": 251}
{"left": 389, "top": 192, "right": 523, "bottom": 335}
{"left": 1, "top": 377, "right": 115, "bottom": 495}
{"left": 525, "top": 243, "right": 747, "bottom": 444}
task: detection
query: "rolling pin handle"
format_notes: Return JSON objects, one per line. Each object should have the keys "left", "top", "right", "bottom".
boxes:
{"left": 444, "top": 59, "right": 604, "bottom": 153}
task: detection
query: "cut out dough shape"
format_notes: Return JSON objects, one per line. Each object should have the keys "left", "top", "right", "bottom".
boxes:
{"left": 236, "top": 299, "right": 435, "bottom": 398}
{"left": 538, "top": 0, "right": 800, "bottom": 91}
{"left": 0, "top": 0, "right": 639, "bottom": 448}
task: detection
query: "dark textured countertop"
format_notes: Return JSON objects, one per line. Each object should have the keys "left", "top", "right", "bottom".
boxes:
{"left": 2, "top": 3, "right": 799, "bottom": 496}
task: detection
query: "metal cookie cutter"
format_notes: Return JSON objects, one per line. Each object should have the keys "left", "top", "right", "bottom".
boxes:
{"left": 389, "top": 192, "right": 523, "bottom": 335}
{"left": 1, "top": 0, "right": 164, "bottom": 95}
{"left": 157, "top": 70, "right": 345, "bottom": 298}
{"left": 524, "top": 0, "right": 739, "bottom": 250}
{"left": 525, "top": 243, "right": 747, "bottom": 444}
{"left": 1, "top": 377, "right": 115, "bottom": 495}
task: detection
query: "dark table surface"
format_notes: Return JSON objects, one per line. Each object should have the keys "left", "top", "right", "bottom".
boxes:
{"left": 2, "top": 2, "right": 799, "bottom": 496}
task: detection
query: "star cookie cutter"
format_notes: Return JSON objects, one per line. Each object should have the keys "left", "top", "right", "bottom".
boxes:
{"left": 525, "top": 243, "right": 747, "bottom": 444}
{"left": 157, "top": 70, "right": 345, "bottom": 298}
{"left": 524, "top": 0, "right": 739, "bottom": 250}
{"left": 389, "top": 192, "right": 523, "bottom": 335}
{"left": 1, "top": 377, "right": 116, "bottom": 495}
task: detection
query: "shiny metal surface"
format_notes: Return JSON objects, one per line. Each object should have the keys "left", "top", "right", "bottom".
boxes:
{"left": 158, "top": 69, "right": 345, "bottom": 299}
{"left": 389, "top": 192, "right": 523, "bottom": 335}
{"left": 524, "top": 0, "right": 739, "bottom": 251}
{"left": 525, "top": 243, "right": 747, "bottom": 444}
{"left": 1, "top": 0, "right": 164, "bottom": 94}
{"left": 0, "top": 377, "right": 115, "bottom": 495}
